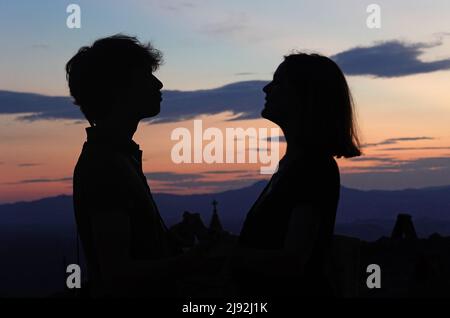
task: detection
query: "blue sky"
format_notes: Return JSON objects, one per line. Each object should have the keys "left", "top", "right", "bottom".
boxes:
{"left": 1, "top": 0, "right": 450, "bottom": 94}
{"left": 0, "top": 1, "right": 450, "bottom": 202}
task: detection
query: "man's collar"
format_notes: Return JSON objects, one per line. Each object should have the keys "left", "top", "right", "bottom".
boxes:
{"left": 85, "top": 126, "right": 141, "bottom": 157}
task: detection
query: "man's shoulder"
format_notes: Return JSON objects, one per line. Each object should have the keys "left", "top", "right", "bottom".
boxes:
{"left": 79, "top": 143, "right": 131, "bottom": 165}
{"left": 74, "top": 144, "right": 134, "bottom": 182}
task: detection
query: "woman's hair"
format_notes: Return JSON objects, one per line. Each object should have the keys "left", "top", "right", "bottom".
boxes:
{"left": 65, "top": 34, "right": 162, "bottom": 125}
{"left": 281, "top": 53, "right": 362, "bottom": 158}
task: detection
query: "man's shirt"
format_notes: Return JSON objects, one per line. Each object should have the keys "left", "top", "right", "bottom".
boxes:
{"left": 73, "top": 126, "right": 177, "bottom": 287}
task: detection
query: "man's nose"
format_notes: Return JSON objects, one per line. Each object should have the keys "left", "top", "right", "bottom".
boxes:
{"left": 152, "top": 76, "right": 163, "bottom": 90}
{"left": 157, "top": 78, "right": 163, "bottom": 90}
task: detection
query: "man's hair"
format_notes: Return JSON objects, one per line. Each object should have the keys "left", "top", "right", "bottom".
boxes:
{"left": 65, "top": 34, "right": 162, "bottom": 125}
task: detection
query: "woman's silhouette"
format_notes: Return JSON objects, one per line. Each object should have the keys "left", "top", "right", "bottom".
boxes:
{"left": 233, "top": 53, "right": 361, "bottom": 297}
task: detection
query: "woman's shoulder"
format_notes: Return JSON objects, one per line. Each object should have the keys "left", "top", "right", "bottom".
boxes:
{"left": 287, "top": 155, "right": 339, "bottom": 178}
{"left": 277, "top": 155, "right": 340, "bottom": 196}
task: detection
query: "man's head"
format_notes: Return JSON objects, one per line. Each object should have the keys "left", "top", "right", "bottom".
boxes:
{"left": 66, "top": 34, "right": 163, "bottom": 125}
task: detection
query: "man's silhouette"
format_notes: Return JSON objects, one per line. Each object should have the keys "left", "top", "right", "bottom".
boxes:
{"left": 67, "top": 35, "right": 205, "bottom": 297}
{"left": 233, "top": 53, "right": 362, "bottom": 297}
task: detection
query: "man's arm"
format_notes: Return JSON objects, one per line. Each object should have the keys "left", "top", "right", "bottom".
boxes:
{"left": 90, "top": 209, "right": 205, "bottom": 293}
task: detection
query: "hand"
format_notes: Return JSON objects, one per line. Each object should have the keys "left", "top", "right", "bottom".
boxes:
{"left": 229, "top": 246, "right": 249, "bottom": 270}
{"left": 177, "top": 243, "right": 211, "bottom": 272}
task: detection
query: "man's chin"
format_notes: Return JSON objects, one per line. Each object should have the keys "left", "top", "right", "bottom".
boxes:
{"left": 141, "top": 109, "right": 160, "bottom": 119}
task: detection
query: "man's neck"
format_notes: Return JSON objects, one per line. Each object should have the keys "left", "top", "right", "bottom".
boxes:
{"left": 94, "top": 118, "right": 139, "bottom": 141}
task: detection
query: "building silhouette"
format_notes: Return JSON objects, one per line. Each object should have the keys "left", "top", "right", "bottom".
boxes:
{"left": 391, "top": 213, "right": 418, "bottom": 240}
{"left": 209, "top": 199, "right": 224, "bottom": 233}
{"left": 169, "top": 199, "right": 229, "bottom": 249}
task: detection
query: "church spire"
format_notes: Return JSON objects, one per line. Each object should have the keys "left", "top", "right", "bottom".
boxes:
{"left": 209, "top": 199, "right": 223, "bottom": 232}
{"left": 391, "top": 213, "right": 417, "bottom": 240}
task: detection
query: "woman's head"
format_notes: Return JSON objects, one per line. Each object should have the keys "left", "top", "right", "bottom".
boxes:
{"left": 262, "top": 53, "right": 361, "bottom": 158}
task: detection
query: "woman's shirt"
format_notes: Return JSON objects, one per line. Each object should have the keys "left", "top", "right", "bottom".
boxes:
{"left": 237, "top": 152, "right": 340, "bottom": 295}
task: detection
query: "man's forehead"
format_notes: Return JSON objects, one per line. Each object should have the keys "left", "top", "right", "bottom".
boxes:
{"left": 274, "top": 62, "right": 288, "bottom": 78}
{"left": 130, "top": 65, "right": 154, "bottom": 76}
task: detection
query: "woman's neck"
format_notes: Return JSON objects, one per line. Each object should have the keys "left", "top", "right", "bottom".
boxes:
{"left": 282, "top": 127, "right": 304, "bottom": 159}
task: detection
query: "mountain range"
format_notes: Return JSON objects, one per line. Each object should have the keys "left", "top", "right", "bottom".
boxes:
{"left": 1, "top": 181, "right": 450, "bottom": 297}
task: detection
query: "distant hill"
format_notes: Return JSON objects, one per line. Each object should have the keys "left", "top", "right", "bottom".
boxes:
{"left": 0, "top": 181, "right": 449, "bottom": 296}
{"left": 1, "top": 181, "right": 450, "bottom": 237}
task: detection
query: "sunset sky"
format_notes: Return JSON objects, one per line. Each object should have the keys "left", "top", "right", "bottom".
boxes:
{"left": 1, "top": 0, "right": 450, "bottom": 203}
